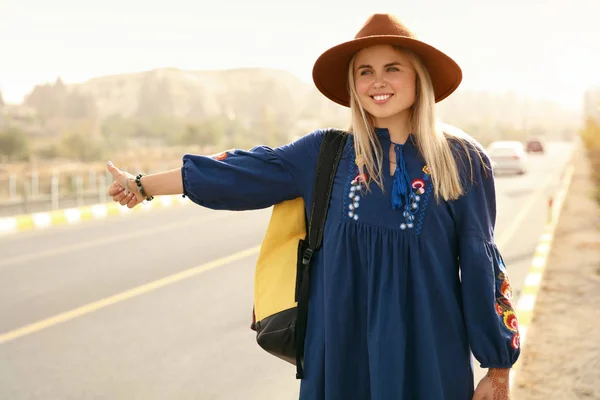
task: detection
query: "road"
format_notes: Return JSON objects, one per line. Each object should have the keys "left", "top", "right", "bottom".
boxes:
{"left": 0, "top": 142, "right": 573, "bottom": 400}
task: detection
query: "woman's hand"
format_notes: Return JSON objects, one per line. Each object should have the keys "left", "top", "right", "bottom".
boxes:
{"left": 107, "top": 161, "right": 144, "bottom": 208}
{"left": 473, "top": 368, "right": 511, "bottom": 400}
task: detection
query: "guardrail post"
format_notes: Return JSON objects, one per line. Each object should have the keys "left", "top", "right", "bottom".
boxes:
{"left": 75, "top": 176, "right": 84, "bottom": 207}
{"left": 8, "top": 173, "right": 16, "bottom": 200}
{"left": 51, "top": 170, "right": 59, "bottom": 210}
{"left": 98, "top": 174, "right": 107, "bottom": 203}
{"left": 89, "top": 169, "right": 96, "bottom": 192}
{"left": 31, "top": 170, "right": 39, "bottom": 197}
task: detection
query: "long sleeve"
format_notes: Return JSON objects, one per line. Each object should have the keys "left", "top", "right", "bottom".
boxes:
{"left": 451, "top": 141, "right": 521, "bottom": 368}
{"left": 181, "top": 129, "right": 325, "bottom": 211}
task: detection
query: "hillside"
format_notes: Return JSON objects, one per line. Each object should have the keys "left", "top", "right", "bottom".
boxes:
{"left": 72, "top": 67, "right": 350, "bottom": 136}
{"left": 3, "top": 67, "right": 582, "bottom": 161}
{"left": 72, "top": 67, "right": 580, "bottom": 141}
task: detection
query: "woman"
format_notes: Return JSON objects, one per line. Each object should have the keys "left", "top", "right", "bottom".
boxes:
{"left": 107, "top": 13, "right": 519, "bottom": 400}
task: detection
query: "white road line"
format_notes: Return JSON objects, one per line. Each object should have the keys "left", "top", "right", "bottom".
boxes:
{"left": 496, "top": 175, "right": 553, "bottom": 249}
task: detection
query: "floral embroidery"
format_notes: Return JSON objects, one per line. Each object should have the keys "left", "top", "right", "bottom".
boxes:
{"left": 503, "top": 311, "right": 519, "bottom": 332}
{"left": 214, "top": 151, "right": 228, "bottom": 161}
{"left": 500, "top": 280, "right": 512, "bottom": 300}
{"left": 342, "top": 137, "right": 432, "bottom": 234}
{"left": 498, "top": 296, "right": 513, "bottom": 309}
{"left": 412, "top": 178, "right": 426, "bottom": 194}
{"left": 344, "top": 137, "right": 365, "bottom": 222}
{"left": 495, "top": 303, "right": 504, "bottom": 316}
{"left": 400, "top": 164, "right": 432, "bottom": 232}
{"left": 347, "top": 173, "right": 367, "bottom": 221}
{"left": 495, "top": 258, "right": 520, "bottom": 349}
{"left": 355, "top": 155, "right": 365, "bottom": 167}
{"left": 511, "top": 333, "right": 520, "bottom": 350}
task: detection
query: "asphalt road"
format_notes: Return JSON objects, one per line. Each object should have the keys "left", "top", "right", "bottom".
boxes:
{"left": 0, "top": 141, "right": 573, "bottom": 400}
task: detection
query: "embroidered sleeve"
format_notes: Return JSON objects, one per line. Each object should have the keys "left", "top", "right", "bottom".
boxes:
{"left": 181, "top": 130, "right": 325, "bottom": 210}
{"left": 451, "top": 140, "right": 521, "bottom": 368}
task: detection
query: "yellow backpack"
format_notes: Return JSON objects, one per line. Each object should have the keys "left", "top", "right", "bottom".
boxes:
{"left": 250, "top": 129, "right": 347, "bottom": 379}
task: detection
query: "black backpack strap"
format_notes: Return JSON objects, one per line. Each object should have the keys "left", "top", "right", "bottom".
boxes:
{"left": 307, "top": 129, "right": 348, "bottom": 251}
{"left": 295, "top": 128, "right": 348, "bottom": 379}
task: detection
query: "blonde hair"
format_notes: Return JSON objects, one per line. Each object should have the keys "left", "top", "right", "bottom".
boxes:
{"left": 347, "top": 46, "right": 479, "bottom": 202}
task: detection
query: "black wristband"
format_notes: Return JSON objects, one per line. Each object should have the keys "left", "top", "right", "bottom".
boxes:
{"left": 135, "top": 173, "right": 154, "bottom": 201}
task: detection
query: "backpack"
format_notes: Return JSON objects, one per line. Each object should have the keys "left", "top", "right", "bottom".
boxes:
{"left": 250, "top": 129, "right": 348, "bottom": 379}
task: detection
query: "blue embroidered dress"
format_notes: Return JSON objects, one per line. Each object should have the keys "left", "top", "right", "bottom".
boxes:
{"left": 181, "top": 128, "right": 520, "bottom": 400}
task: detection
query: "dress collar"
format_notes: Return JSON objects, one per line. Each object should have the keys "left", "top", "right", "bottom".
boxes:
{"left": 374, "top": 127, "right": 416, "bottom": 148}
{"left": 373, "top": 128, "right": 417, "bottom": 211}
{"left": 374, "top": 127, "right": 390, "bottom": 138}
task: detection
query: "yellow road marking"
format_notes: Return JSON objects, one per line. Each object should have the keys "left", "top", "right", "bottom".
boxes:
{"left": 0, "top": 246, "right": 261, "bottom": 344}
{"left": 509, "top": 163, "right": 575, "bottom": 389}
{"left": 0, "top": 166, "right": 568, "bottom": 345}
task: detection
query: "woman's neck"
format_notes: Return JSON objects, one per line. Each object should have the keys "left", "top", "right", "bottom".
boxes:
{"left": 374, "top": 111, "right": 411, "bottom": 144}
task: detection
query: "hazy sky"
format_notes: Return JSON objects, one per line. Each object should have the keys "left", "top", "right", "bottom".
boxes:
{"left": 1, "top": 0, "right": 599, "bottom": 110}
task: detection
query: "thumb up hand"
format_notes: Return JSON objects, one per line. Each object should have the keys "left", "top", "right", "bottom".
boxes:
{"left": 106, "top": 161, "right": 143, "bottom": 208}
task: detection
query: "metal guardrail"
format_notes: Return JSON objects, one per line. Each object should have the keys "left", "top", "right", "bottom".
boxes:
{"left": 0, "top": 170, "right": 112, "bottom": 217}
{"left": 0, "top": 161, "right": 183, "bottom": 217}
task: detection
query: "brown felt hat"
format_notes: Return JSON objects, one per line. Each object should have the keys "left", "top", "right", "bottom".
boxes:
{"left": 312, "top": 13, "right": 462, "bottom": 107}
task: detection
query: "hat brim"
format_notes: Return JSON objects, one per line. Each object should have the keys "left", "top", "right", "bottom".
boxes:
{"left": 312, "top": 36, "right": 462, "bottom": 107}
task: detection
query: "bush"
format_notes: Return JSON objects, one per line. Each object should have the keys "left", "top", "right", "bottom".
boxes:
{"left": 0, "top": 127, "right": 30, "bottom": 162}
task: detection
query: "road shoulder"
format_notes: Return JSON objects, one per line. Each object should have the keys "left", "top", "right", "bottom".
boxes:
{"left": 0, "top": 195, "right": 189, "bottom": 235}
{"left": 511, "top": 146, "right": 600, "bottom": 398}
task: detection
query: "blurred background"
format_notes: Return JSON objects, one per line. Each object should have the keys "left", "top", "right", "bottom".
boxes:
{"left": 1, "top": 0, "right": 599, "bottom": 214}
{"left": 0, "top": 0, "right": 599, "bottom": 399}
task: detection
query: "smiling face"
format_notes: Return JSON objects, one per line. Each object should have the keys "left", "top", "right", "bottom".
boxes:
{"left": 352, "top": 45, "right": 417, "bottom": 127}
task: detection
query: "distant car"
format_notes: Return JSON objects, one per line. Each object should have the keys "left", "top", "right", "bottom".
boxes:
{"left": 486, "top": 141, "right": 528, "bottom": 175}
{"left": 526, "top": 138, "right": 545, "bottom": 154}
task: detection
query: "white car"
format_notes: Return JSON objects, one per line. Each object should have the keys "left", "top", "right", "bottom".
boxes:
{"left": 486, "top": 141, "right": 528, "bottom": 175}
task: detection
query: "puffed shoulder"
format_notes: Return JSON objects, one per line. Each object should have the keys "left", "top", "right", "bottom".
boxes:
{"left": 271, "top": 128, "right": 331, "bottom": 160}
{"left": 446, "top": 133, "right": 493, "bottom": 188}
{"left": 180, "top": 128, "right": 338, "bottom": 211}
